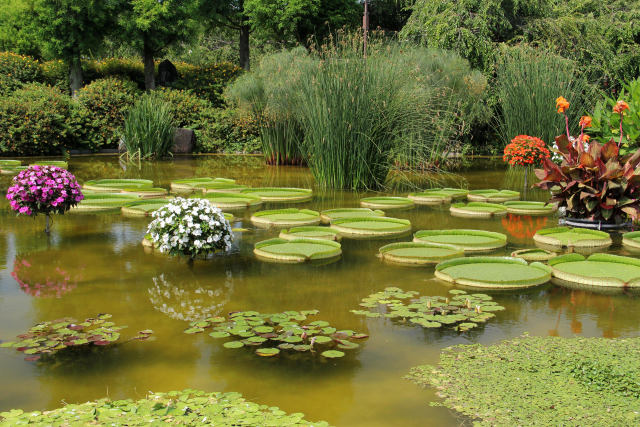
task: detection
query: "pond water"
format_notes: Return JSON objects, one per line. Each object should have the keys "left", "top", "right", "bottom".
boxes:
{"left": 1, "top": 156, "right": 639, "bottom": 426}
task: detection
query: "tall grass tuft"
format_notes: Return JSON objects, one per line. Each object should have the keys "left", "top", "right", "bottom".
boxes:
{"left": 122, "top": 93, "right": 176, "bottom": 160}
{"left": 495, "top": 45, "right": 596, "bottom": 147}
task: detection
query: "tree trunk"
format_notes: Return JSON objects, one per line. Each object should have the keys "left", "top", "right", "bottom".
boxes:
{"left": 69, "top": 57, "right": 83, "bottom": 98}
{"left": 239, "top": 24, "right": 250, "bottom": 71}
{"left": 143, "top": 40, "right": 156, "bottom": 91}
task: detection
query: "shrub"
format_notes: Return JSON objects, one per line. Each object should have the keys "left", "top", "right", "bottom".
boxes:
{"left": 40, "top": 59, "right": 69, "bottom": 92}
{"left": 0, "top": 51, "right": 43, "bottom": 94}
{"left": 503, "top": 135, "right": 550, "bottom": 167}
{"left": 0, "top": 83, "right": 73, "bottom": 155}
{"left": 84, "top": 58, "right": 145, "bottom": 88}
{"left": 121, "top": 93, "right": 176, "bottom": 159}
{"left": 153, "top": 87, "right": 211, "bottom": 128}
{"left": 173, "top": 61, "right": 243, "bottom": 107}
{"left": 196, "top": 108, "right": 260, "bottom": 154}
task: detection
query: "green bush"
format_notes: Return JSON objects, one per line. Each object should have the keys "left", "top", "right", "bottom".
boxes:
{"left": 0, "top": 51, "right": 43, "bottom": 94}
{"left": 196, "top": 108, "right": 260, "bottom": 154}
{"left": 121, "top": 93, "right": 176, "bottom": 159}
{"left": 75, "top": 77, "right": 140, "bottom": 150}
{"left": 0, "top": 83, "right": 73, "bottom": 155}
{"left": 153, "top": 87, "right": 211, "bottom": 128}
{"left": 84, "top": 58, "right": 146, "bottom": 88}
{"left": 40, "top": 59, "right": 70, "bottom": 92}
{"left": 173, "top": 61, "right": 243, "bottom": 107}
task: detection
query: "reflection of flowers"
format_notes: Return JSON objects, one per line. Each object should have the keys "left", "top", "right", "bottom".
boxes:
{"left": 148, "top": 271, "right": 233, "bottom": 321}
{"left": 501, "top": 214, "right": 548, "bottom": 240}
{"left": 12, "top": 256, "right": 79, "bottom": 298}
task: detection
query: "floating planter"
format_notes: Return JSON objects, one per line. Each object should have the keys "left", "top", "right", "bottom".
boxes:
{"left": 467, "top": 189, "right": 520, "bottom": 203}
{"left": 279, "top": 226, "right": 341, "bottom": 241}
{"left": 549, "top": 253, "right": 640, "bottom": 288}
{"left": 197, "top": 192, "right": 262, "bottom": 211}
{"left": 450, "top": 202, "right": 507, "bottom": 218}
{"left": 533, "top": 226, "right": 612, "bottom": 250}
{"left": 413, "top": 229, "right": 507, "bottom": 253}
{"left": 254, "top": 238, "right": 342, "bottom": 263}
{"left": 510, "top": 248, "right": 557, "bottom": 262}
{"left": 504, "top": 201, "right": 557, "bottom": 216}
{"left": 330, "top": 217, "right": 411, "bottom": 238}
{"left": 351, "top": 287, "right": 503, "bottom": 331}
{"left": 30, "top": 160, "right": 68, "bottom": 169}
{"left": 250, "top": 208, "right": 320, "bottom": 228}
{"left": 320, "top": 208, "right": 385, "bottom": 224}
{"left": 360, "top": 196, "right": 414, "bottom": 210}
{"left": 183, "top": 310, "right": 366, "bottom": 360}
{"left": 83, "top": 179, "right": 154, "bottom": 192}
{"left": 0, "top": 314, "right": 153, "bottom": 362}
{"left": 72, "top": 193, "right": 140, "bottom": 212}
{"left": 121, "top": 199, "right": 170, "bottom": 217}
{"left": 622, "top": 231, "right": 640, "bottom": 251}
{"left": 170, "top": 177, "right": 235, "bottom": 194}
{"left": 378, "top": 242, "right": 464, "bottom": 265}
{"left": 435, "top": 257, "right": 552, "bottom": 289}
{"left": 242, "top": 187, "right": 313, "bottom": 202}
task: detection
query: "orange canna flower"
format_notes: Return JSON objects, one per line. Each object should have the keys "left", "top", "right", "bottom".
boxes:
{"left": 583, "top": 134, "right": 590, "bottom": 142}
{"left": 556, "top": 96, "right": 570, "bottom": 113}
{"left": 579, "top": 116, "right": 592, "bottom": 128}
{"left": 613, "top": 100, "right": 630, "bottom": 114}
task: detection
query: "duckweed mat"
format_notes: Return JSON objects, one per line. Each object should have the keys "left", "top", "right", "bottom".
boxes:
{"left": 330, "top": 217, "right": 411, "bottom": 238}
{"left": 197, "top": 192, "right": 262, "bottom": 211}
{"left": 510, "top": 248, "right": 557, "bottom": 262}
{"left": 407, "top": 191, "right": 452, "bottom": 205}
{"left": 504, "top": 201, "right": 557, "bottom": 215}
{"left": 467, "top": 189, "right": 520, "bottom": 202}
{"left": 254, "top": 238, "right": 342, "bottom": 263}
{"left": 242, "top": 187, "right": 313, "bottom": 202}
{"left": 351, "top": 287, "right": 502, "bottom": 331}
{"left": 622, "top": 231, "right": 640, "bottom": 250}
{"left": 378, "top": 242, "right": 464, "bottom": 265}
{"left": 0, "top": 390, "right": 330, "bottom": 426}
{"left": 183, "top": 310, "right": 366, "bottom": 360}
{"left": 360, "top": 196, "right": 414, "bottom": 210}
{"left": 413, "top": 229, "right": 507, "bottom": 252}
{"left": 320, "top": 208, "right": 385, "bottom": 224}
{"left": 549, "top": 253, "right": 640, "bottom": 287}
{"left": 279, "top": 226, "right": 341, "bottom": 241}
{"left": 450, "top": 202, "right": 507, "bottom": 218}
{"left": 406, "top": 335, "right": 640, "bottom": 426}
{"left": 435, "top": 257, "right": 551, "bottom": 289}
{"left": 534, "top": 226, "right": 612, "bottom": 249}
{"left": 250, "top": 208, "right": 321, "bottom": 228}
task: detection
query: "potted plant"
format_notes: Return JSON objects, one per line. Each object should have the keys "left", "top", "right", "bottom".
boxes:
{"left": 503, "top": 134, "right": 551, "bottom": 197}
{"left": 535, "top": 97, "right": 640, "bottom": 229}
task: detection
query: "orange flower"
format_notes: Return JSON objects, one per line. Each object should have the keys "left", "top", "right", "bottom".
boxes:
{"left": 613, "top": 100, "right": 630, "bottom": 114}
{"left": 579, "top": 116, "right": 592, "bottom": 128}
{"left": 583, "top": 134, "right": 590, "bottom": 142}
{"left": 556, "top": 96, "right": 570, "bottom": 113}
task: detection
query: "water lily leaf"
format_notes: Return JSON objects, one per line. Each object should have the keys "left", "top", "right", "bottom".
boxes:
{"left": 284, "top": 336, "right": 303, "bottom": 343}
{"left": 184, "top": 327, "right": 204, "bottom": 334}
{"left": 208, "top": 331, "right": 230, "bottom": 339}
{"left": 313, "top": 336, "right": 332, "bottom": 344}
{"left": 321, "top": 350, "right": 345, "bottom": 358}
{"left": 246, "top": 336, "right": 267, "bottom": 344}
{"left": 337, "top": 342, "right": 359, "bottom": 350}
{"left": 253, "top": 326, "right": 274, "bottom": 334}
{"left": 278, "top": 343, "right": 295, "bottom": 350}
{"left": 293, "top": 345, "right": 311, "bottom": 352}
{"left": 256, "top": 348, "right": 280, "bottom": 357}
{"left": 0, "top": 342, "right": 16, "bottom": 348}
{"left": 223, "top": 341, "right": 244, "bottom": 349}
{"left": 205, "top": 317, "right": 225, "bottom": 323}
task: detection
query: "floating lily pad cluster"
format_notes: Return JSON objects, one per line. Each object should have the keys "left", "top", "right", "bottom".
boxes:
{"left": 183, "top": 310, "right": 367, "bottom": 359}
{"left": 0, "top": 314, "right": 153, "bottom": 361}
{"left": 351, "top": 287, "right": 504, "bottom": 332}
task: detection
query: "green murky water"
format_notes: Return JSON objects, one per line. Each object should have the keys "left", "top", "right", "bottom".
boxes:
{"left": 1, "top": 156, "right": 639, "bottom": 426}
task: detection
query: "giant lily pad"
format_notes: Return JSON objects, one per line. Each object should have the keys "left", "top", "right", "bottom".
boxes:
{"left": 0, "top": 314, "right": 153, "bottom": 361}
{"left": 254, "top": 238, "right": 342, "bottom": 263}
{"left": 251, "top": 208, "right": 320, "bottom": 228}
{"left": 450, "top": 202, "right": 507, "bottom": 218}
{"left": 242, "top": 187, "right": 313, "bottom": 202}
{"left": 83, "top": 179, "right": 154, "bottom": 192}
{"left": 378, "top": 242, "right": 464, "bottom": 265}
{"left": 413, "top": 229, "right": 507, "bottom": 253}
{"left": 533, "top": 227, "right": 612, "bottom": 250}
{"left": 467, "top": 189, "right": 520, "bottom": 202}
{"left": 352, "top": 287, "right": 503, "bottom": 331}
{"left": 0, "top": 159, "right": 21, "bottom": 166}
{"left": 511, "top": 248, "right": 557, "bottom": 262}
{"left": 320, "top": 208, "right": 385, "bottom": 224}
{"left": 31, "top": 160, "right": 69, "bottom": 169}
{"left": 120, "top": 187, "right": 168, "bottom": 198}
{"left": 622, "top": 231, "right": 640, "bottom": 251}
{"left": 408, "top": 188, "right": 469, "bottom": 205}
{"left": 197, "top": 192, "right": 262, "bottom": 211}
{"left": 550, "top": 253, "right": 640, "bottom": 288}
{"left": 360, "top": 196, "right": 414, "bottom": 210}
{"left": 72, "top": 193, "right": 140, "bottom": 213}
{"left": 170, "top": 177, "right": 236, "bottom": 194}
{"left": 435, "top": 257, "right": 552, "bottom": 289}
{"left": 198, "top": 181, "right": 248, "bottom": 193}
{"left": 504, "top": 201, "right": 557, "bottom": 216}
{"left": 121, "top": 199, "right": 170, "bottom": 217}
{"left": 279, "top": 226, "right": 341, "bottom": 241}
{"left": 330, "top": 217, "right": 411, "bottom": 238}
{"left": 0, "top": 165, "right": 27, "bottom": 175}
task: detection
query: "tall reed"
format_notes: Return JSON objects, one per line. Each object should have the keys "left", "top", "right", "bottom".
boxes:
{"left": 122, "top": 93, "right": 176, "bottom": 160}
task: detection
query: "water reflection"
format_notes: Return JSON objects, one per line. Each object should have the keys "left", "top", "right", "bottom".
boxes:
{"left": 12, "top": 253, "right": 81, "bottom": 298}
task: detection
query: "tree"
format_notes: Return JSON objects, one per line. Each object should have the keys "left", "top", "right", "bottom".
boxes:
{"left": 0, "top": 0, "right": 42, "bottom": 58}
{"left": 199, "top": 0, "right": 252, "bottom": 70}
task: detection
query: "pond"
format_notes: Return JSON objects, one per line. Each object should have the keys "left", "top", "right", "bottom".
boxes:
{"left": 1, "top": 155, "right": 639, "bottom": 426}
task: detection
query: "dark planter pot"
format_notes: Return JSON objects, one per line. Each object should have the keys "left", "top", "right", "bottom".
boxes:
{"left": 562, "top": 217, "right": 632, "bottom": 231}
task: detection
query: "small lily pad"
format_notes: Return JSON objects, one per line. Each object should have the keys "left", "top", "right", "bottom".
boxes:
{"left": 209, "top": 331, "right": 231, "bottom": 339}
{"left": 321, "top": 350, "right": 345, "bottom": 358}
{"left": 223, "top": 341, "right": 244, "bottom": 349}
{"left": 256, "top": 348, "right": 280, "bottom": 357}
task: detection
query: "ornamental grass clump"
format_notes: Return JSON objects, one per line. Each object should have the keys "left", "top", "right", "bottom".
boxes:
{"left": 6, "top": 165, "right": 83, "bottom": 234}
{"left": 121, "top": 93, "right": 176, "bottom": 160}
{"left": 146, "top": 198, "right": 233, "bottom": 259}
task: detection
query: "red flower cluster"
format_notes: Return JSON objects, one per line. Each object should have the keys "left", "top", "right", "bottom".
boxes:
{"left": 503, "top": 135, "right": 551, "bottom": 167}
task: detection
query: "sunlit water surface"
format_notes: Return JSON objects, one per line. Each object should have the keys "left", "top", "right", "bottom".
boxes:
{"left": 1, "top": 156, "right": 638, "bottom": 426}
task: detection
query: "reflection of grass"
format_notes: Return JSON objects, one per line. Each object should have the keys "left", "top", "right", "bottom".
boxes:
{"left": 502, "top": 166, "right": 549, "bottom": 202}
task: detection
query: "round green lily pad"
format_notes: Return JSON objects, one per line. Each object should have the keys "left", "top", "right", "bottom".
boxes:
{"left": 360, "top": 196, "right": 415, "bottom": 210}
{"left": 550, "top": 253, "right": 640, "bottom": 288}
{"left": 31, "top": 160, "right": 68, "bottom": 169}
{"left": 467, "top": 189, "right": 520, "bottom": 203}
{"left": 378, "top": 242, "right": 464, "bottom": 265}
{"left": 254, "top": 238, "right": 342, "bottom": 263}
{"left": 0, "top": 165, "right": 27, "bottom": 175}
{"left": 197, "top": 192, "right": 262, "bottom": 211}
{"left": 72, "top": 193, "right": 140, "bottom": 212}
{"left": 199, "top": 181, "right": 248, "bottom": 193}
{"left": 320, "top": 208, "right": 385, "bottom": 224}
{"left": 120, "top": 187, "right": 168, "bottom": 198}
{"left": 622, "top": 231, "right": 640, "bottom": 251}
{"left": 407, "top": 191, "right": 453, "bottom": 205}
{"left": 121, "top": 199, "right": 170, "bottom": 217}
{"left": 533, "top": 227, "right": 612, "bottom": 250}
{"left": 83, "top": 179, "right": 154, "bottom": 192}
{"left": 511, "top": 248, "right": 557, "bottom": 262}
{"left": 170, "top": 177, "right": 235, "bottom": 194}
{"left": 413, "top": 229, "right": 507, "bottom": 253}
{"left": 435, "top": 257, "right": 552, "bottom": 289}
{"left": 279, "top": 226, "right": 341, "bottom": 241}
{"left": 241, "top": 187, "right": 313, "bottom": 202}
{"left": 223, "top": 341, "right": 245, "bottom": 349}
{"left": 0, "top": 159, "right": 21, "bottom": 166}
{"left": 503, "top": 201, "right": 557, "bottom": 216}
{"left": 330, "top": 217, "right": 411, "bottom": 238}
{"left": 250, "top": 208, "right": 321, "bottom": 228}
{"left": 450, "top": 202, "right": 508, "bottom": 218}
{"left": 256, "top": 347, "right": 280, "bottom": 357}
{"left": 223, "top": 212, "right": 235, "bottom": 223}
{"left": 321, "top": 350, "right": 345, "bottom": 358}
